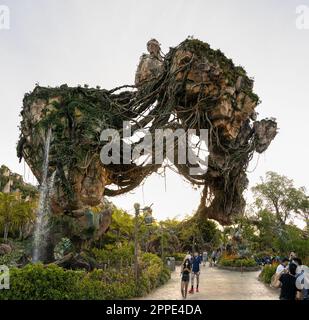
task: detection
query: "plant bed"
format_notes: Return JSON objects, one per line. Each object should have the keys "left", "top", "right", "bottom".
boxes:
{"left": 216, "top": 264, "right": 261, "bottom": 272}
{"left": 217, "top": 254, "right": 259, "bottom": 271}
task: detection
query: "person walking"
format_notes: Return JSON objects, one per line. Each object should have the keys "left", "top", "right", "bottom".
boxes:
{"left": 210, "top": 250, "right": 216, "bottom": 267}
{"left": 202, "top": 251, "right": 208, "bottom": 267}
{"left": 188, "top": 252, "right": 202, "bottom": 294}
{"left": 180, "top": 255, "right": 192, "bottom": 299}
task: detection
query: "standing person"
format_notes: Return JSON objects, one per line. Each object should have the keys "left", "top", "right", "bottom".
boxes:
{"left": 216, "top": 248, "right": 221, "bottom": 264}
{"left": 189, "top": 252, "right": 202, "bottom": 294}
{"left": 202, "top": 251, "right": 208, "bottom": 267}
{"left": 274, "top": 263, "right": 299, "bottom": 300}
{"left": 289, "top": 251, "right": 296, "bottom": 262}
{"left": 276, "top": 258, "right": 289, "bottom": 274}
{"left": 180, "top": 255, "right": 192, "bottom": 299}
{"left": 210, "top": 250, "right": 216, "bottom": 267}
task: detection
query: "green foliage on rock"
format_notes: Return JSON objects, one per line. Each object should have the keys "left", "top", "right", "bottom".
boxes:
{"left": 0, "top": 165, "right": 38, "bottom": 199}
{"left": 180, "top": 38, "right": 259, "bottom": 103}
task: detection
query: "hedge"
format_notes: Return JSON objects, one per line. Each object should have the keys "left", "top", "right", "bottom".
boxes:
{"left": 0, "top": 253, "right": 170, "bottom": 300}
{"left": 219, "top": 255, "right": 258, "bottom": 268}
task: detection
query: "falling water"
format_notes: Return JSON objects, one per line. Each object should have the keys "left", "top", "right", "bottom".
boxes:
{"left": 32, "top": 128, "right": 55, "bottom": 263}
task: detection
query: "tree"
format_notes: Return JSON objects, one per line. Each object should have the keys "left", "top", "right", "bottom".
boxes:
{"left": 0, "top": 192, "right": 36, "bottom": 242}
{"left": 101, "top": 208, "right": 134, "bottom": 246}
{"left": 255, "top": 209, "right": 279, "bottom": 252}
{"left": 178, "top": 215, "right": 221, "bottom": 252}
{"left": 12, "top": 198, "right": 36, "bottom": 240}
{"left": 252, "top": 172, "right": 308, "bottom": 226}
{"left": 299, "top": 197, "right": 309, "bottom": 230}
{"left": 0, "top": 192, "right": 18, "bottom": 242}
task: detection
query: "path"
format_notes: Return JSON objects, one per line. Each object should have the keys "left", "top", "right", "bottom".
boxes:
{"left": 138, "top": 263, "right": 279, "bottom": 300}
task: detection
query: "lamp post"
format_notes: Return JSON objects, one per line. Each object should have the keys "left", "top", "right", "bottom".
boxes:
{"left": 133, "top": 203, "right": 140, "bottom": 287}
{"left": 133, "top": 203, "right": 154, "bottom": 286}
{"left": 142, "top": 205, "right": 153, "bottom": 252}
{"left": 160, "top": 222, "right": 164, "bottom": 261}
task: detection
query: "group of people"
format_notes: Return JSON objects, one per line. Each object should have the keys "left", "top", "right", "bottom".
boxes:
{"left": 272, "top": 252, "right": 309, "bottom": 300}
{"left": 180, "top": 252, "right": 202, "bottom": 299}
{"left": 180, "top": 250, "right": 220, "bottom": 299}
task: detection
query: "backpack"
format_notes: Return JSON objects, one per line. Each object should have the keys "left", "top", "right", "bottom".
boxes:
{"left": 296, "top": 266, "right": 309, "bottom": 290}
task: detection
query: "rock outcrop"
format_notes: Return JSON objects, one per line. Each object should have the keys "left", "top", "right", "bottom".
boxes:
{"left": 0, "top": 165, "right": 37, "bottom": 198}
{"left": 17, "top": 38, "right": 277, "bottom": 226}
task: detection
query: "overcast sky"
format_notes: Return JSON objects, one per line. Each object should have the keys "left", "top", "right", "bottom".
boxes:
{"left": 0, "top": 0, "right": 308, "bottom": 224}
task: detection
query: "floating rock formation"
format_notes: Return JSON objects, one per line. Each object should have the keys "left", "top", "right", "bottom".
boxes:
{"left": 17, "top": 38, "right": 277, "bottom": 229}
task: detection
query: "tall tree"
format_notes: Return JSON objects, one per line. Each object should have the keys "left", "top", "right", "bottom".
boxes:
{"left": 252, "top": 171, "right": 308, "bottom": 226}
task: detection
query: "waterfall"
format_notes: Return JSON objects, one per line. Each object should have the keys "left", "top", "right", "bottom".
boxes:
{"left": 32, "top": 128, "right": 55, "bottom": 263}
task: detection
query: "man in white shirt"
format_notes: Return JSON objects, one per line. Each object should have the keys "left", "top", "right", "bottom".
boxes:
{"left": 276, "top": 258, "right": 289, "bottom": 274}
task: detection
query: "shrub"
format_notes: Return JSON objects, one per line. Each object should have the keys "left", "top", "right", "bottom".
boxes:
{"left": 138, "top": 253, "right": 171, "bottom": 295}
{"left": 91, "top": 243, "right": 134, "bottom": 266}
{"left": 173, "top": 253, "right": 186, "bottom": 262}
{"left": 0, "top": 253, "right": 170, "bottom": 300}
{"left": 0, "top": 263, "right": 84, "bottom": 300}
{"left": 259, "top": 264, "right": 278, "bottom": 284}
{"left": 218, "top": 254, "right": 258, "bottom": 268}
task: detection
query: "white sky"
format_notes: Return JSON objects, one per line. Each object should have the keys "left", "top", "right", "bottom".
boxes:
{"left": 0, "top": 0, "right": 308, "bottom": 225}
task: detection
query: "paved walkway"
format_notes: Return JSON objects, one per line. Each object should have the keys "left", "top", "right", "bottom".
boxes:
{"left": 138, "top": 263, "right": 279, "bottom": 300}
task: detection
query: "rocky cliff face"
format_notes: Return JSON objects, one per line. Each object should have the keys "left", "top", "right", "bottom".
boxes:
{"left": 17, "top": 38, "right": 277, "bottom": 226}
{"left": 0, "top": 165, "right": 37, "bottom": 198}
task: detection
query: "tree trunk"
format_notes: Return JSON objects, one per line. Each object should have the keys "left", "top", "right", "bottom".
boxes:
{"left": 192, "top": 235, "right": 195, "bottom": 253}
{"left": 19, "top": 226, "right": 23, "bottom": 240}
{"left": 3, "top": 223, "right": 9, "bottom": 243}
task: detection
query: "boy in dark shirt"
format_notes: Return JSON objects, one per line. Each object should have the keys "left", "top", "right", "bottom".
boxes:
{"left": 189, "top": 252, "right": 202, "bottom": 293}
{"left": 279, "top": 263, "right": 298, "bottom": 300}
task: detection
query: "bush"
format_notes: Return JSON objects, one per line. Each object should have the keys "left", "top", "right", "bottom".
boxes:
{"left": 91, "top": 243, "right": 134, "bottom": 266}
{"left": 218, "top": 254, "right": 258, "bottom": 268}
{"left": 259, "top": 264, "right": 278, "bottom": 284}
{"left": 173, "top": 253, "right": 186, "bottom": 262}
{"left": 138, "top": 253, "right": 171, "bottom": 296}
{"left": 0, "top": 263, "right": 84, "bottom": 300}
{"left": 0, "top": 253, "right": 170, "bottom": 300}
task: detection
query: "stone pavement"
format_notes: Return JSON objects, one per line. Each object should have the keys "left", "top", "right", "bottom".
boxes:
{"left": 138, "top": 263, "right": 279, "bottom": 300}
